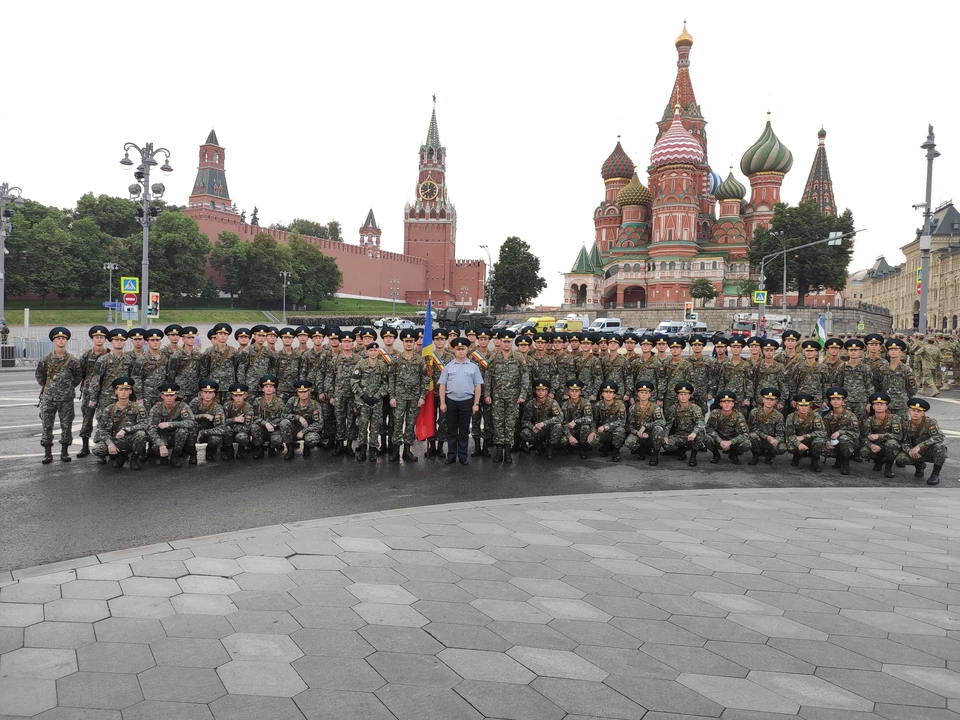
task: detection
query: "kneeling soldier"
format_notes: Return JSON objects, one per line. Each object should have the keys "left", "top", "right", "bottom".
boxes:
{"left": 785, "top": 393, "right": 826, "bottom": 472}
{"left": 520, "top": 378, "right": 562, "bottom": 459}
{"left": 252, "top": 375, "right": 292, "bottom": 460}
{"left": 823, "top": 386, "right": 860, "bottom": 476}
{"left": 589, "top": 381, "right": 626, "bottom": 462}
{"left": 561, "top": 379, "right": 594, "bottom": 459}
{"left": 662, "top": 382, "right": 705, "bottom": 467}
{"left": 705, "top": 390, "right": 751, "bottom": 465}
{"left": 748, "top": 387, "right": 786, "bottom": 465}
{"left": 861, "top": 392, "right": 902, "bottom": 478}
{"left": 897, "top": 397, "right": 947, "bottom": 485}
{"left": 92, "top": 376, "right": 148, "bottom": 470}
{"left": 148, "top": 382, "right": 196, "bottom": 468}
{"left": 223, "top": 383, "right": 254, "bottom": 459}
{"left": 286, "top": 379, "right": 324, "bottom": 459}
{"left": 624, "top": 380, "right": 665, "bottom": 465}
{"left": 188, "top": 379, "right": 226, "bottom": 464}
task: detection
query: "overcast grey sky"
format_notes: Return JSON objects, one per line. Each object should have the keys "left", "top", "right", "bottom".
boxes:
{"left": 4, "top": 1, "right": 959, "bottom": 303}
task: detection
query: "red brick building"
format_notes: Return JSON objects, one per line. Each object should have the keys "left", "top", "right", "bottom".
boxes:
{"left": 184, "top": 110, "right": 485, "bottom": 309}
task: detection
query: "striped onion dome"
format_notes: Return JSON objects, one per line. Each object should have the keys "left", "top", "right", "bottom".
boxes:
{"left": 601, "top": 139, "right": 635, "bottom": 181}
{"left": 616, "top": 170, "right": 652, "bottom": 206}
{"left": 650, "top": 107, "right": 704, "bottom": 168}
{"left": 715, "top": 168, "right": 747, "bottom": 201}
{"left": 741, "top": 112, "right": 794, "bottom": 175}
{"left": 706, "top": 170, "right": 722, "bottom": 195}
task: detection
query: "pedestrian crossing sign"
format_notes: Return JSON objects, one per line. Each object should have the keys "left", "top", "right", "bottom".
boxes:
{"left": 753, "top": 290, "right": 768, "bottom": 304}
{"left": 121, "top": 277, "right": 139, "bottom": 293}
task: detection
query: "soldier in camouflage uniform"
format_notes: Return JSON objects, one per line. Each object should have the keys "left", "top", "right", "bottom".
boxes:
{"left": 554, "top": 333, "right": 577, "bottom": 398}
{"left": 187, "top": 379, "right": 227, "bottom": 463}
{"left": 875, "top": 338, "right": 917, "bottom": 417}
{"left": 624, "top": 380, "right": 665, "bottom": 465}
{"left": 704, "top": 390, "right": 751, "bottom": 465}
{"left": 147, "top": 381, "right": 196, "bottom": 468}
{"left": 897, "top": 397, "right": 947, "bottom": 485}
{"left": 632, "top": 336, "right": 663, "bottom": 406}
{"left": 822, "top": 387, "right": 860, "bottom": 476}
{"left": 251, "top": 374, "right": 294, "bottom": 460}
{"left": 820, "top": 337, "right": 845, "bottom": 388}
{"left": 687, "top": 336, "right": 713, "bottom": 413}
{"left": 162, "top": 324, "right": 182, "bottom": 359}
{"left": 919, "top": 337, "right": 941, "bottom": 396}
{"left": 125, "top": 328, "right": 147, "bottom": 363}
{"left": 775, "top": 330, "right": 803, "bottom": 372}
{"left": 295, "top": 326, "right": 311, "bottom": 355}
{"left": 660, "top": 339, "right": 692, "bottom": 418}
{"left": 76, "top": 325, "right": 109, "bottom": 459}
{"left": 222, "top": 383, "right": 254, "bottom": 460}
{"left": 36, "top": 327, "right": 83, "bottom": 464}
{"left": 589, "top": 380, "right": 626, "bottom": 461}
{"left": 85, "top": 329, "right": 134, "bottom": 412}
{"left": 602, "top": 335, "right": 630, "bottom": 404}
{"left": 530, "top": 333, "right": 559, "bottom": 399}
{"left": 285, "top": 379, "right": 324, "bottom": 459}
{"left": 388, "top": 328, "right": 428, "bottom": 462}
{"left": 560, "top": 379, "right": 594, "bottom": 459}
{"left": 323, "top": 330, "right": 359, "bottom": 456}
{"left": 520, "top": 378, "right": 563, "bottom": 459}
{"left": 274, "top": 328, "right": 302, "bottom": 402}
{"left": 236, "top": 325, "right": 276, "bottom": 401}
{"left": 167, "top": 326, "right": 203, "bottom": 405}
{"left": 785, "top": 392, "right": 826, "bottom": 472}
{"left": 662, "top": 382, "right": 705, "bottom": 466}
{"left": 375, "top": 326, "right": 399, "bottom": 455}
{"left": 484, "top": 329, "right": 530, "bottom": 464}
{"left": 861, "top": 392, "right": 902, "bottom": 478}
{"left": 752, "top": 339, "right": 786, "bottom": 410}
{"left": 748, "top": 387, "right": 786, "bottom": 465}
{"left": 91, "top": 376, "right": 148, "bottom": 470}
{"left": 352, "top": 342, "right": 389, "bottom": 462}
{"left": 715, "top": 338, "right": 753, "bottom": 412}
{"left": 203, "top": 323, "right": 238, "bottom": 407}
{"left": 132, "top": 328, "right": 170, "bottom": 411}
{"left": 469, "top": 330, "right": 495, "bottom": 457}
{"left": 838, "top": 338, "right": 874, "bottom": 461}
{"left": 864, "top": 333, "right": 886, "bottom": 374}
{"left": 788, "top": 340, "right": 828, "bottom": 408}
{"left": 938, "top": 334, "right": 954, "bottom": 389}
{"left": 574, "top": 334, "right": 602, "bottom": 401}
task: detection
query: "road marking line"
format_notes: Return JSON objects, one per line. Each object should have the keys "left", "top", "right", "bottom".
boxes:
{"left": 0, "top": 453, "right": 46, "bottom": 460}
{"left": 0, "top": 423, "right": 42, "bottom": 430}
{"left": 930, "top": 396, "right": 960, "bottom": 405}
{"left": 0, "top": 403, "right": 41, "bottom": 408}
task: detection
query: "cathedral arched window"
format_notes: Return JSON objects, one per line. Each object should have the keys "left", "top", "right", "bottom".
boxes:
{"left": 699, "top": 262, "right": 705, "bottom": 271}
{"left": 660, "top": 262, "right": 667, "bottom": 271}
{"left": 214, "top": 151, "right": 220, "bottom": 164}
{"left": 623, "top": 264, "right": 630, "bottom": 273}
{"left": 712, "top": 261, "right": 718, "bottom": 270}
{"left": 669, "top": 262, "right": 676, "bottom": 271}
{"left": 633, "top": 263, "right": 641, "bottom": 273}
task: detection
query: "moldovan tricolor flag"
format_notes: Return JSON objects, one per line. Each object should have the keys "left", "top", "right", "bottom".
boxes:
{"left": 415, "top": 297, "right": 437, "bottom": 441}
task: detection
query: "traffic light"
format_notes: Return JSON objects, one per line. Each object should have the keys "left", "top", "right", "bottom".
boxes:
{"left": 684, "top": 301, "right": 693, "bottom": 319}
{"left": 147, "top": 292, "right": 160, "bottom": 319}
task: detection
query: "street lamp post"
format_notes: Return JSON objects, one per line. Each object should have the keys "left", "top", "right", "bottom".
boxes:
{"left": 479, "top": 244, "right": 493, "bottom": 310}
{"left": 103, "top": 262, "right": 119, "bottom": 322}
{"left": 389, "top": 278, "right": 400, "bottom": 316}
{"left": 0, "top": 183, "right": 25, "bottom": 325}
{"left": 279, "top": 271, "right": 291, "bottom": 323}
{"left": 120, "top": 142, "right": 173, "bottom": 327}
{"left": 917, "top": 125, "right": 939, "bottom": 335}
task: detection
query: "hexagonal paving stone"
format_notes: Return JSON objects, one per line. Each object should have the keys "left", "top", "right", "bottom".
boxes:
{"left": 227, "top": 610, "right": 302, "bottom": 634}
{"left": 122, "top": 700, "right": 214, "bottom": 720}
{"left": 507, "top": 646, "right": 608, "bottom": 681}
{"left": 367, "top": 651, "right": 462, "bottom": 688}
{"left": 77, "top": 562, "right": 133, "bottom": 581}
{"left": 120, "top": 577, "right": 183, "bottom": 597}
{"left": 24, "top": 620, "right": 95, "bottom": 649}
{"left": 0, "top": 582, "right": 61, "bottom": 604}
{"left": 376, "top": 683, "right": 484, "bottom": 720}
{"left": 0, "top": 625, "right": 23, "bottom": 654}
{"left": 151, "top": 636, "right": 231, "bottom": 668}
{"left": 170, "top": 593, "right": 237, "bottom": 615}
{"left": 293, "top": 655, "right": 387, "bottom": 691}
{"left": 60, "top": 580, "right": 123, "bottom": 600}
{"left": 0, "top": 676, "right": 58, "bottom": 716}
{"left": 353, "top": 603, "right": 429, "bottom": 627}
{"left": 333, "top": 537, "right": 391, "bottom": 554}
{"left": 454, "top": 680, "right": 566, "bottom": 720}
{"left": 161, "top": 613, "right": 235, "bottom": 639}
{"left": 138, "top": 666, "right": 227, "bottom": 703}
{"left": 209, "top": 694, "right": 305, "bottom": 720}
{"left": 437, "top": 648, "right": 535, "bottom": 684}
{"left": 78, "top": 642, "right": 156, "bottom": 674}
{"left": 178, "top": 576, "right": 242, "bottom": 595}
{"left": 94, "top": 617, "right": 166, "bottom": 644}
{"left": 236, "top": 557, "right": 295, "bottom": 574}
{"left": 183, "top": 557, "right": 244, "bottom": 576}
{"left": 108, "top": 595, "right": 176, "bottom": 620}
{"left": 218, "top": 660, "right": 308, "bottom": 697}
{"left": 229, "top": 590, "right": 299, "bottom": 612}
{"left": 0, "top": 601, "right": 44, "bottom": 627}
{"left": 290, "top": 627, "right": 375, "bottom": 658}
{"left": 44, "top": 598, "right": 110, "bottom": 623}
{"left": 57, "top": 671, "right": 144, "bottom": 710}
{"left": 131, "top": 559, "right": 189, "bottom": 579}
{"left": 1, "top": 647, "right": 78, "bottom": 679}
{"left": 222, "top": 633, "right": 303, "bottom": 663}
{"left": 347, "top": 583, "right": 417, "bottom": 605}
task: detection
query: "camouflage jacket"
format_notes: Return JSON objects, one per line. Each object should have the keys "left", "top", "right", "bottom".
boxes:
{"left": 573, "top": 352, "right": 602, "bottom": 399}
{"left": 554, "top": 352, "right": 577, "bottom": 392}
{"left": 594, "top": 399, "right": 626, "bottom": 433}
{"left": 522, "top": 396, "right": 562, "bottom": 431}
{"left": 631, "top": 355, "right": 662, "bottom": 398}
{"left": 274, "top": 348, "right": 302, "bottom": 397}
{"left": 237, "top": 344, "right": 276, "bottom": 388}
{"left": 428, "top": 350, "right": 454, "bottom": 395}
{"left": 167, "top": 348, "right": 204, "bottom": 400}
{"left": 687, "top": 356, "right": 713, "bottom": 400}
{"left": 93, "top": 401, "right": 148, "bottom": 444}
{"left": 131, "top": 351, "right": 169, "bottom": 403}
{"left": 560, "top": 397, "right": 594, "bottom": 438}
{"left": 821, "top": 358, "right": 844, "bottom": 386}
{"left": 224, "top": 400, "right": 254, "bottom": 433}
{"left": 252, "top": 395, "right": 287, "bottom": 425}
{"left": 529, "top": 353, "right": 558, "bottom": 395}
{"left": 326, "top": 353, "right": 361, "bottom": 400}
{"left": 874, "top": 362, "right": 917, "bottom": 412}
{"left": 351, "top": 357, "right": 390, "bottom": 400}
{"left": 627, "top": 401, "right": 665, "bottom": 437}
{"left": 666, "top": 404, "right": 705, "bottom": 436}
{"left": 201, "top": 345, "right": 238, "bottom": 389}
{"left": 285, "top": 397, "right": 323, "bottom": 434}
{"left": 78, "top": 348, "right": 109, "bottom": 400}
{"left": 715, "top": 359, "right": 753, "bottom": 402}
{"left": 188, "top": 397, "right": 226, "bottom": 433}
{"left": 784, "top": 411, "right": 826, "bottom": 449}
{"left": 36, "top": 351, "right": 82, "bottom": 402}
{"left": 147, "top": 400, "right": 196, "bottom": 444}
{"left": 748, "top": 406, "right": 785, "bottom": 441}
{"left": 602, "top": 355, "right": 630, "bottom": 399}
{"left": 823, "top": 409, "right": 861, "bottom": 445}
{"left": 705, "top": 409, "right": 750, "bottom": 443}
{"left": 838, "top": 362, "right": 875, "bottom": 407}
{"left": 85, "top": 351, "right": 135, "bottom": 406}
{"left": 389, "top": 352, "right": 429, "bottom": 401}
{"left": 751, "top": 362, "right": 786, "bottom": 404}
{"left": 484, "top": 351, "right": 530, "bottom": 402}
{"left": 901, "top": 417, "right": 945, "bottom": 453}
{"left": 788, "top": 361, "right": 828, "bottom": 406}
{"left": 862, "top": 412, "right": 902, "bottom": 446}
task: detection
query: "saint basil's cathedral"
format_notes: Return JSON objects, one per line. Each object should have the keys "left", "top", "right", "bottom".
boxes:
{"left": 563, "top": 24, "right": 837, "bottom": 310}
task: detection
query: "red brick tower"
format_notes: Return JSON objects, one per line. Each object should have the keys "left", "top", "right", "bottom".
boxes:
{"left": 404, "top": 104, "right": 457, "bottom": 304}
{"left": 188, "top": 130, "right": 231, "bottom": 211}
{"left": 359, "top": 208, "right": 381, "bottom": 258}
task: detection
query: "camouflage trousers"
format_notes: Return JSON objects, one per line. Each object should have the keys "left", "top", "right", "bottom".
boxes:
{"left": 520, "top": 423, "right": 562, "bottom": 448}
{"left": 223, "top": 427, "right": 252, "bottom": 450}
{"left": 624, "top": 426, "right": 665, "bottom": 455}
{"left": 589, "top": 426, "right": 626, "bottom": 450}
{"left": 193, "top": 426, "right": 227, "bottom": 451}
{"left": 785, "top": 436, "right": 825, "bottom": 457}
{"left": 293, "top": 427, "right": 322, "bottom": 449}
{"left": 92, "top": 431, "right": 147, "bottom": 459}
{"left": 356, "top": 401, "right": 384, "bottom": 447}
{"left": 334, "top": 396, "right": 358, "bottom": 443}
{"left": 471, "top": 403, "right": 493, "bottom": 441}
{"left": 897, "top": 444, "right": 947, "bottom": 467}
{"left": 703, "top": 435, "right": 752, "bottom": 454}
{"left": 822, "top": 437, "right": 855, "bottom": 460}
{"left": 861, "top": 438, "right": 900, "bottom": 463}
{"left": 153, "top": 428, "right": 191, "bottom": 454}
{"left": 491, "top": 399, "right": 520, "bottom": 445}
{"left": 564, "top": 424, "right": 592, "bottom": 449}
{"left": 919, "top": 371, "right": 939, "bottom": 394}
{"left": 662, "top": 432, "right": 705, "bottom": 453}
{"left": 393, "top": 398, "right": 420, "bottom": 446}
{"left": 78, "top": 398, "right": 98, "bottom": 440}
{"left": 252, "top": 419, "right": 293, "bottom": 448}
{"left": 40, "top": 397, "right": 74, "bottom": 447}
{"left": 322, "top": 399, "right": 336, "bottom": 439}
{"left": 749, "top": 432, "right": 787, "bottom": 456}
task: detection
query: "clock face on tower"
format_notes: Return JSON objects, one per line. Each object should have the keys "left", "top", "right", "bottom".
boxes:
{"left": 419, "top": 180, "right": 439, "bottom": 200}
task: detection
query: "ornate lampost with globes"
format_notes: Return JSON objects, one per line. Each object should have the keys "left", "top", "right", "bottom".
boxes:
{"left": 0, "top": 182, "right": 25, "bottom": 326}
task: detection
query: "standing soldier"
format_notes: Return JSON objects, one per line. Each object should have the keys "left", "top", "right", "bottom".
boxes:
{"left": 295, "top": 326, "right": 311, "bottom": 355}
{"left": 188, "top": 379, "right": 226, "bottom": 463}
{"left": 752, "top": 339, "right": 786, "bottom": 410}
{"left": 704, "top": 390, "right": 751, "bottom": 465}
{"left": 821, "top": 337, "right": 845, "bottom": 386}
{"left": 554, "top": 332, "right": 576, "bottom": 389}
{"left": 776, "top": 330, "right": 803, "bottom": 371}
{"left": 36, "top": 327, "right": 83, "bottom": 464}
{"left": 876, "top": 338, "right": 917, "bottom": 417}
{"left": 788, "top": 340, "right": 828, "bottom": 409}
{"left": 864, "top": 333, "right": 886, "bottom": 374}
{"left": 388, "top": 329, "right": 428, "bottom": 462}
{"left": 633, "top": 336, "right": 663, "bottom": 405}
{"left": 319, "top": 326, "right": 341, "bottom": 446}
{"left": 621, "top": 333, "right": 639, "bottom": 396}
{"left": 251, "top": 375, "right": 294, "bottom": 460}
{"left": 822, "top": 387, "right": 860, "bottom": 476}
{"left": 85, "top": 329, "right": 134, "bottom": 415}
{"left": 660, "top": 339, "right": 692, "bottom": 419}
{"left": 162, "top": 324, "right": 182, "bottom": 358}
{"left": 125, "top": 328, "right": 147, "bottom": 362}
{"left": 222, "top": 383, "right": 254, "bottom": 460}
{"left": 484, "top": 329, "right": 530, "bottom": 464}
{"left": 469, "top": 329, "right": 495, "bottom": 457}
{"left": 530, "top": 333, "right": 559, "bottom": 400}
{"left": 574, "top": 334, "right": 602, "bottom": 402}
{"left": 235, "top": 327, "right": 252, "bottom": 353}
{"left": 937, "top": 333, "right": 953, "bottom": 390}
{"left": 285, "top": 379, "right": 324, "bottom": 459}
{"left": 785, "top": 392, "right": 826, "bottom": 471}
{"left": 748, "top": 387, "right": 786, "bottom": 465}
{"left": 520, "top": 379, "right": 563, "bottom": 459}
{"left": 839, "top": 338, "right": 874, "bottom": 455}
{"left": 897, "top": 397, "right": 947, "bottom": 485}
{"left": 603, "top": 335, "right": 630, "bottom": 405}
{"left": 687, "top": 336, "right": 713, "bottom": 413}
{"left": 716, "top": 338, "right": 753, "bottom": 412}
{"left": 76, "top": 325, "right": 109, "bottom": 459}
{"left": 561, "top": 379, "right": 594, "bottom": 459}
{"left": 266, "top": 327, "right": 280, "bottom": 353}
{"left": 327, "top": 330, "right": 362, "bottom": 457}
{"left": 132, "top": 328, "right": 170, "bottom": 411}
{"left": 91, "top": 376, "right": 148, "bottom": 470}
{"left": 352, "top": 341, "right": 389, "bottom": 462}
{"left": 237, "top": 325, "right": 275, "bottom": 401}
{"left": 861, "top": 392, "right": 902, "bottom": 478}
{"left": 147, "top": 381, "right": 196, "bottom": 468}
{"left": 376, "top": 326, "right": 399, "bottom": 456}
{"left": 920, "top": 336, "right": 941, "bottom": 397}
{"left": 624, "top": 380, "right": 666, "bottom": 465}
{"left": 661, "top": 382, "right": 705, "bottom": 467}
{"left": 589, "top": 381, "right": 626, "bottom": 462}
{"left": 167, "top": 326, "right": 203, "bottom": 405}
{"left": 203, "top": 322, "right": 237, "bottom": 408}
{"left": 274, "top": 328, "right": 302, "bottom": 402}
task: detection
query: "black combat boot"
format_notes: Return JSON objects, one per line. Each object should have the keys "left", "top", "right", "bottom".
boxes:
{"left": 344, "top": 442, "right": 355, "bottom": 457}
{"left": 77, "top": 438, "right": 90, "bottom": 459}
{"left": 402, "top": 444, "right": 418, "bottom": 462}
{"left": 883, "top": 460, "right": 895, "bottom": 478}
{"left": 578, "top": 445, "right": 588, "bottom": 459}
{"left": 268, "top": 445, "right": 277, "bottom": 457}
{"left": 872, "top": 457, "right": 883, "bottom": 471}
{"left": 482, "top": 440, "right": 492, "bottom": 457}
{"left": 599, "top": 444, "right": 608, "bottom": 457}
{"left": 546, "top": 445, "right": 554, "bottom": 460}
{"left": 130, "top": 453, "right": 141, "bottom": 471}
{"left": 253, "top": 445, "right": 265, "bottom": 460}
{"left": 205, "top": 445, "right": 217, "bottom": 462}
{"left": 522, "top": 441, "right": 532, "bottom": 454}
{"left": 504, "top": 446, "right": 513, "bottom": 464}
{"left": 169, "top": 450, "right": 182, "bottom": 468}
{"left": 42, "top": 445, "right": 53, "bottom": 464}
{"left": 368, "top": 447, "right": 376, "bottom": 462}
{"left": 710, "top": 450, "right": 721, "bottom": 464}
{"left": 236, "top": 445, "right": 247, "bottom": 460}
{"left": 424, "top": 440, "right": 435, "bottom": 458}
{"left": 853, "top": 452, "right": 863, "bottom": 463}
{"left": 188, "top": 447, "right": 198, "bottom": 465}
{"left": 649, "top": 450, "right": 660, "bottom": 466}
{"left": 494, "top": 444, "right": 504, "bottom": 463}
{"left": 97, "top": 455, "right": 107, "bottom": 465}
{"left": 790, "top": 453, "right": 801, "bottom": 466}
{"left": 302, "top": 444, "right": 311, "bottom": 458}
{"left": 332, "top": 441, "right": 345, "bottom": 457}
{"left": 765, "top": 452, "right": 775, "bottom": 465}
{"left": 114, "top": 452, "right": 127, "bottom": 469}
{"left": 611, "top": 447, "right": 621, "bottom": 463}
{"left": 677, "top": 450, "right": 688, "bottom": 461}
{"left": 730, "top": 451, "right": 742, "bottom": 465}
{"left": 840, "top": 457, "right": 850, "bottom": 476}
{"left": 377, "top": 435, "right": 389, "bottom": 455}
{"left": 436, "top": 442, "right": 444, "bottom": 458}
{"left": 388, "top": 445, "right": 400, "bottom": 462}
{"left": 355, "top": 444, "right": 366, "bottom": 462}
{"left": 60, "top": 444, "right": 72, "bottom": 462}
{"left": 811, "top": 455, "right": 822, "bottom": 472}
{"left": 688, "top": 451, "right": 698, "bottom": 467}
{"left": 222, "top": 444, "right": 234, "bottom": 460}
{"left": 915, "top": 462, "right": 927, "bottom": 478}
{"left": 748, "top": 452, "right": 761, "bottom": 466}
{"left": 284, "top": 443, "right": 296, "bottom": 461}
{"left": 471, "top": 438, "right": 482, "bottom": 457}
{"left": 928, "top": 463, "right": 943, "bottom": 485}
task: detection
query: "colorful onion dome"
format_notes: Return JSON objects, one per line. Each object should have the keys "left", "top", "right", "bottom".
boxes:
{"left": 818, "top": 127, "right": 827, "bottom": 139}
{"left": 715, "top": 168, "right": 746, "bottom": 201}
{"left": 601, "top": 139, "right": 635, "bottom": 181}
{"left": 707, "top": 170, "right": 722, "bottom": 196}
{"left": 740, "top": 112, "right": 794, "bottom": 175}
{"left": 616, "top": 170, "right": 652, "bottom": 206}
{"left": 650, "top": 107, "right": 704, "bottom": 168}
{"left": 675, "top": 22, "right": 693, "bottom": 48}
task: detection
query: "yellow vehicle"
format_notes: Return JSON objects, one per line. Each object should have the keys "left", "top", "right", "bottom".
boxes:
{"left": 554, "top": 318, "right": 583, "bottom": 333}
{"left": 525, "top": 316, "right": 557, "bottom": 333}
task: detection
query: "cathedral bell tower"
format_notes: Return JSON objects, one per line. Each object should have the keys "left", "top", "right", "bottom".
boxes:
{"left": 189, "top": 129, "right": 231, "bottom": 212}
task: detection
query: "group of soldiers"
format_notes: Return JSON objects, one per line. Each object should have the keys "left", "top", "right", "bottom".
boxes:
{"left": 33, "top": 322, "right": 947, "bottom": 485}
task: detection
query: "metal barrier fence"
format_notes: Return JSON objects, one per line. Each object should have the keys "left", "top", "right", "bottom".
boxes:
{"left": 0, "top": 336, "right": 93, "bottom": 367}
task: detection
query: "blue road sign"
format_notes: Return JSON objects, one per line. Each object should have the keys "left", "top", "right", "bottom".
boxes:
{"left": 102, "top": 301, "right": 122, "bottom": 309}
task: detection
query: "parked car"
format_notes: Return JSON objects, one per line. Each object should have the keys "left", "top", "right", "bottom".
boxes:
{"left": 610, "top": 326, "right": 635, "bottom": 337}
{"left": 491, "top": 319, "right": 511, "bottom": 331}
{"left": 587, "top": 317, "right": 622, "bottom": 332}
{"left": 373, "top": 316, "right": 401, "bottom": 328}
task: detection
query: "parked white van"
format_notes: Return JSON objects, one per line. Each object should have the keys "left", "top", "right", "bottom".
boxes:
{"left": 588, "top": 318, "right": 622, "bottom": 332}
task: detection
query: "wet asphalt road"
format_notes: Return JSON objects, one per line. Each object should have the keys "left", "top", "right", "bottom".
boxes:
{"left": 2, "top": 369, "right": 958, "bottom": 573}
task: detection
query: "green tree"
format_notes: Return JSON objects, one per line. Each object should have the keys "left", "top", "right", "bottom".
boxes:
{"left": 209, "top": 231, "right": 251, "bottom": 300}
{"left": 28, "top": 217, "right": 81, "bottom": 302}
{"left": 4, "top": 200, "right": 67, "bottom": 298}
{"left": 326, "top": 220, "right": 342, "bottom": 242}
{"left": 69, "top": 216, "right": 116, "bottom": 301}
{"left": 736, "top": 279, "right": 758, "bottom": 308}
{"left": 288, "top": 233, "right": 342, "bottom": 307}
{"left": 490, "top": 236, "right": 546, "bottom": 310}
{"left": 689, "top": 278, "right": 717, "bottom": 307}
{"left": 288, "top": 218, "right": 328, "bottom": 238}
{"left": 747, "top": 200, "right": 855, "bottom": 306}
{"left": 74, "top": 193, "right": 140, "bottom": 238}
{"left": 244, "top": 233, "right": 283, "bottom": 307}
{"left": 250, "top": 207, "right": 259, "bottom": 226}
{"left": 133, "top": 213, "right": 212, "bottom": 306}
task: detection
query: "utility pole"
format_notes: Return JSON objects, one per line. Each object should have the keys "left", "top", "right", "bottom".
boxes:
{"left": 918, "top": 125, "right": 939, "bottom": 335}
{"left": 279, "top": 271, "right": 291, "bottom": 323}
{"left": 104, "top": 262, "right": 118, "bottom": 322}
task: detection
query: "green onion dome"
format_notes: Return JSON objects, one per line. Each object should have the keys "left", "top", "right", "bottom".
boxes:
{"left": 714, "top": 168, "right": 746, "bottom": 201}
{"left": 740, "top": 112, "right": 794, "bottom": 176}
{"left": 616, "top": 170, "right": 652, "bottom": 206}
